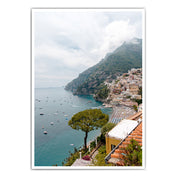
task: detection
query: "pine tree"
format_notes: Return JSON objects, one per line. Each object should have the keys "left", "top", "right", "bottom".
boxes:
{"left": 68, "top": 109, "right": 109, "bottom": 151}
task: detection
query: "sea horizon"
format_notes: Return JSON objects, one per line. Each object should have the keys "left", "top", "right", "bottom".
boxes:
{"left": 35, "top": 86, "right": 65, "bottom": 89}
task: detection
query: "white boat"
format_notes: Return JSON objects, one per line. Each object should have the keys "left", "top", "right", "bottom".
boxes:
{"left": 43, "top": 131, "right": 48, "bottom": 134}
{"left": 50, "top": 122, "right": 54, "bottom": 125}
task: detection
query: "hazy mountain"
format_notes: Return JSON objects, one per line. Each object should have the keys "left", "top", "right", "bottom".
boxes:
{"left": 65, "top": 38, "right": 142, "bottom": 96}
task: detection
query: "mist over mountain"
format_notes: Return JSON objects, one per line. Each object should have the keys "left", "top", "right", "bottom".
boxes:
{"left": 65, "top": 38, "right": 142, "bottom": 96}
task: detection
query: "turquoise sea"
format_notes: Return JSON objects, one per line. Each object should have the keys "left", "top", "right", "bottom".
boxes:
{"left": 34, "top": 87, "right": 112, "bottom": 166}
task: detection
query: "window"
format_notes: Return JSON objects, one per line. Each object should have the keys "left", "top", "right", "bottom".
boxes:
{"left": 111, "top": 144, "right": 116, "bottom": 150}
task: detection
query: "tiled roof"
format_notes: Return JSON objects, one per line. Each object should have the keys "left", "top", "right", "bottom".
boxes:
{"left": 109, "top": 122, "right": 142, "bottom": 166}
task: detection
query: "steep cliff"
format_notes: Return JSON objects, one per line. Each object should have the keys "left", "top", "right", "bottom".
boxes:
{"left": 65, "top": 38, "right": 142, "bottom": 98}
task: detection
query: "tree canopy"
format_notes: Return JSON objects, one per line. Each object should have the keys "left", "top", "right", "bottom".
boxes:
{"left": 101, "top": 123, "right": 116, "bottom": 137}
{"left": 68, "top": 109, "right": 109, "bottom": 150}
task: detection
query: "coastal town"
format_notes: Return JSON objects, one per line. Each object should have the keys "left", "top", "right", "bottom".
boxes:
{"left": 65, "top": 68, "right": 143, "bottom": 167}
{"left": 102, "top": 68, "right": 143, "bottom": 166}
{"left": 105, "top": 67, "right": 142, "bottom": 107}
{"left": 69, "top": 108, "right": 143, "bottom": 167}
{"left": 103, "top": 68, "right": 142, "bottom": 124}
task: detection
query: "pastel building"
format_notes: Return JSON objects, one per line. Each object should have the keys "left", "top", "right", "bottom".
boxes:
{"left": 105, "top": 111, "right": 143, "bottom": 165}
{"left": 105, "top": 119, "right": 139, "bottom": 154}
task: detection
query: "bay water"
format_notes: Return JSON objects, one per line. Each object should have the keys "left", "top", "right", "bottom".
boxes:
{"left": 34, "top": 87, "right": 112, "bottom": 166}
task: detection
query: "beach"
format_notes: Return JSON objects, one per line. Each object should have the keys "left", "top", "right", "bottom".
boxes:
{"left": 109, "top": 105, "right": 136, "bottom": 124}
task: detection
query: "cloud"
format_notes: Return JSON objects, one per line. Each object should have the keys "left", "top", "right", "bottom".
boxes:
{"left": 92, "top": 20, "right": 136, "bottom": 59}
{"left": 33, "top": 10, "right": 142, "bottom": 87}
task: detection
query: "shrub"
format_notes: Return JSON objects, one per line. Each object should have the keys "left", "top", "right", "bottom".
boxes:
{"left": 101, "top": 123, "right": 116, "bottom": 137}
{"left": 90, "top": 141, "right": 96, "bottom": 149}
{"left": 82, "top": 155, "right": 91, "bottom": 161}
{"left": 123, "top": 139, "right": 142, "bottom": 166}
{"left": 132, "top": 98, "right": 142, "bottom": 105}
{"left": 93, "top": 145, "right": 113, "bottom": 166}
{"left": 98, "top": 145, "right": 106, "bottom": 154}
{"left": 133, "top": 105, "right": 138, "bottom": 112}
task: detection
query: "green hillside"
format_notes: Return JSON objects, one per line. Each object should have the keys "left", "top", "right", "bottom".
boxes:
{"left": 65, "top": 38, "right": 142, "bottom": 98}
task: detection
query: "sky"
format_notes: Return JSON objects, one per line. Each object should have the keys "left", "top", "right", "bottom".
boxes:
{"left": 33, "top": 9, "right": 143, "bottom": 88}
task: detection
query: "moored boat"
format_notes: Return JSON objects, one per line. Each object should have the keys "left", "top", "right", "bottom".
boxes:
{"left": 43, "top": 131, "right": 48, "bottom": 134}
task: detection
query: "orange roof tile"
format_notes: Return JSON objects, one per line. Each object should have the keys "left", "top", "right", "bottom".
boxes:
{"left": 116, "top": 161, "right": 125, "bottom": 166}
{"left": 115, "top": 149, "right": 121, "bottom": 153}
{"left": 109, "top": 122, "right": 143, "bottom": 166}
{"left": 111, "top": 153, "right": 124, "bottom": 159}
{"left": 134, "top": 138, "right": 142, "bottom": 143}
{"left": 123, "top": 141, "right": 131, "bottom": 145}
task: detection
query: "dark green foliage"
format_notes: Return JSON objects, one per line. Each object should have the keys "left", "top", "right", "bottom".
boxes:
{"left": 100, "top": 123, "right": 116, "bottom": 143}
{"left": 123, "top": 139, "right": 142, "bottom": 166}
{"left": 133, "top": 105, "right": 138, "bottom": 112}
{"left": 98, "top": 145, "right": 106, "bottom": 154}
{"left": 68, "top": 109, "right": 109, "bottom": 132}
{"left": 115, "top": 80, "right": 119, "bottom": 84}
{"left": 65, "top": 38, "right": 142, "bottom": 96}
{"left": 126, "top": 95, "right": 131, "bottom": 99}
{"left": 68, "top": 109, "right": 109, "bottom": 150}
{"left": 93, "top": 145, "right": 113, "bottom": 166}
{"left": 138, "top": 87, "right": 142, "bottom": 96}
{"left": 101, "top": 123, "right": 116, "bottom": 137}
{"left": 132, "top": 98, "right": 142, "bottom": 105}
{"left": 123, "top": 74, "right": 129, "bottom": 77}
{"left": 90, "top": 141, "right": 96, "bottom": 149}
{"left": 94, "top": 84, "right": 110, "bottom": 100}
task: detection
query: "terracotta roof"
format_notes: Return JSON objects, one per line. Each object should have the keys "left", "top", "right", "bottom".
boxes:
{"left": 109, "top": 122, "right": 142, "bottom": 166}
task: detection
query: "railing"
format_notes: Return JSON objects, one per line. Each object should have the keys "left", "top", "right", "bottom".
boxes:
{"left": 90, "top": 142, "right": 102, "bottom": 158}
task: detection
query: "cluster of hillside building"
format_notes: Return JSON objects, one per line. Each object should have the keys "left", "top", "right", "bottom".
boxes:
{"left": 71, "top": 68, "right": 143, "bottom": 167}
{"left": 104, "top": 68, "right": 142, "bottom": 108}
{"left": 104, "top": 68, "right": 143, "bottom": 166}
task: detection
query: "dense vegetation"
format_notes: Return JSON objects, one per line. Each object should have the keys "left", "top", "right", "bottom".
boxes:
{"left": 92, "top": 145, "right": 113, "bottom": 166}
{"left": 94, "top": 84, "right": 110, "bottom": 101}
{"left": 133, "top": 105, "right": 138, "bottom": 112}
{"left": 100, "top": 122, "right": 116, "bottom": 142}
{"left": 123, "top": 139, "right": 142, "bottom": 166}
{"left": 65, "top": 38, "right": 142, "bottom": 100}
{"left": 132, "top": 98, "right": 142, "bottom": 105}
{"left": 62, "top": 122, "right": 115, "bottom": 166}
